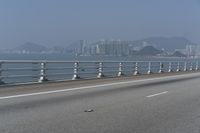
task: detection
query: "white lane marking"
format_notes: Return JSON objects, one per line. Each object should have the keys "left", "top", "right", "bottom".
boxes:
{"left": 146, "top": 91, "right": 168, "bottom": 98}
{"left": 0, "top": 73, "right": 199, "bottom": 100}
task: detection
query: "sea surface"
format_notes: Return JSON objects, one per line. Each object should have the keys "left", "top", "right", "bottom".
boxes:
{"left": 0, "top": 53, "right": 193, "bottom": 61}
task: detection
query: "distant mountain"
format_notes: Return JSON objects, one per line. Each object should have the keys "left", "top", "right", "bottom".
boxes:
{"left": 171, "top": 51, "right": 186, "bottom": 57}
{"left": 14, "top": 42, "right": 47, "bottom": 52}
{"left": 137, "top": 46, "right": 163, "bottom": 56}
{"left": 133, "top": 37, "right": 196, "bottom": 52}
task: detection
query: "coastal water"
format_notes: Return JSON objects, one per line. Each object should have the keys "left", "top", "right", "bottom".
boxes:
{"left": 0, "top": 53, "right": 193, "bottom": 61}
{"left": 0, "top": 53, "right": 198, "bottom": 84}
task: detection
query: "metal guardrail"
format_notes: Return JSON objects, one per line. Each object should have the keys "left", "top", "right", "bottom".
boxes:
{"left": 0, "top": 60, "right": 199, "bottom": 85}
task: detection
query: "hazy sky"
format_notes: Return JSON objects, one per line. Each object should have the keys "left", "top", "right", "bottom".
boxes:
{"left": 0, "top": 0, "right": 200, "bottom": 48}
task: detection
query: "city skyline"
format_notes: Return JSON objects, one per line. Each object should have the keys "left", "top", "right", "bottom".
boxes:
{"left": 0, "top": 36, "right": 198, "bottom": 49}
{"left": 2, "top": 37, "right": 199, "bottom": 58}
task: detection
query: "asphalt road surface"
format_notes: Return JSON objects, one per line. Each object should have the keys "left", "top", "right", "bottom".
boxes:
{"left": 1, "top": 72, "right": 200, "bottom": 133}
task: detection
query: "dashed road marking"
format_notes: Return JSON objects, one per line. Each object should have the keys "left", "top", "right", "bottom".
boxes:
{"left": 146, "top": 91, "right": 168, "bottom": 98}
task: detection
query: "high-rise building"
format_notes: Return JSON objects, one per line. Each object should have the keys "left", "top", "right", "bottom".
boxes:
{"left": 79, "top": 40, "right": 87, "bottom": 55}
{"left": 186, "top": 45, "right": 196, "bottom": 57}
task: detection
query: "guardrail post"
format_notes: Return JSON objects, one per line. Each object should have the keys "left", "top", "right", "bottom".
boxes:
{"left": 176, "top": 62, "right": 180, "bottom": 72}
{"left": 134, "top": 62, "right": 139, "bottom": 75}
{"left": 190, "top": 62, "right": 193, "bottom": 71}
{"left": 118, "top": 62, "right": 123, "bottom": 76}
{"left": 97, "top": 62, "right": 104, "bottom": 78}
{"left": 158, "top": 62, "right": 163, "bottom": 73}
{"left": 184, "top": 62, "right": 187, "bottom": 71}
{"left": 168, "top": 62, "right": 172, "bottom": 72}
{"left": 195, "top": 61, "right": 199, "bottom": 71}
{"left": 0, "top": 62, "right": 4, "bottom": 85}
{"left": 72, "top": 62, "right": 80, "bottom": 80}
{"left": 147, "top": 62, "right": 152, "bottom": 74}
{"left": 38, "top": 62, "right": 48, "bottom": 83}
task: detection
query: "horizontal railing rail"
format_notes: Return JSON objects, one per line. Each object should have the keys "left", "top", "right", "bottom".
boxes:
{"left": 0, "top": 60, "right": 199, "bottom": 85}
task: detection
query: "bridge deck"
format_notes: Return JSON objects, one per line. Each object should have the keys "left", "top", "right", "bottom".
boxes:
{"left": 0, "top": 71, "right": 200, "bottom": 133}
